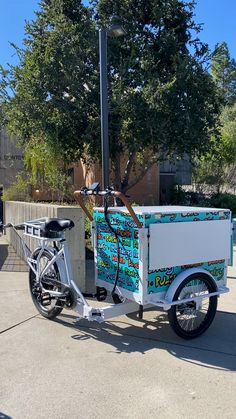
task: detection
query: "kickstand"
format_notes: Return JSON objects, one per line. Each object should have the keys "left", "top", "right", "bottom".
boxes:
{"left": 138, "top": 305, "right": 143, "bottom": 319}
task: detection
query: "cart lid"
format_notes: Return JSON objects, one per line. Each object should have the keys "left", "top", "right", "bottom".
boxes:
{"left": 94, "top": 205, "right": 230, "bottom": 215}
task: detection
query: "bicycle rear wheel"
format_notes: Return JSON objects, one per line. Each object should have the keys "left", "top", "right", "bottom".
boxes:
{"left": 29, "top": 248, "right": 63, "bottom": 319}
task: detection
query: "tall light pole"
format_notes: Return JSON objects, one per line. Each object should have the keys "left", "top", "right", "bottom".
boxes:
{"left": 99, "top": 24, "right": 125, "bottom": 190}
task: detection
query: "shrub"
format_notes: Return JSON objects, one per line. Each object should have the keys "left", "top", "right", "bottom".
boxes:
{"left": 2, "top": 173, "right": 31, "bottom": 202}
{"left": 209, "top": 193, "right": 236, "bottom": 216}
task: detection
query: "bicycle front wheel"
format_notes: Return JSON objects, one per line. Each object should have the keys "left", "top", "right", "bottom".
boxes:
{"left": 168, "top": 273, "right": 217, "bottom": 339}
{"left": 29, "top": 248, "right": 63, "bottom": 319}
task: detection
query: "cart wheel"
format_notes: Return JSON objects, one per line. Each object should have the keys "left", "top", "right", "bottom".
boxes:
{"left": 168, "top": 273, "right": 217, "bottom": 339}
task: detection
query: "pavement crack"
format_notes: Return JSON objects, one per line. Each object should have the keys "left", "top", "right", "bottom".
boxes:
{"left": 0, "top": 314, "right": 39, "bottom": 335}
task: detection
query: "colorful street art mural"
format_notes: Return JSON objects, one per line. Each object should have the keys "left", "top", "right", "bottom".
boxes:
{"left": 94, "top": 208, "right": 230, "bottom": 296}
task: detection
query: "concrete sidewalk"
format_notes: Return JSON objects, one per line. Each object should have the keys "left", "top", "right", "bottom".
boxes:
{"left": 1, "top": 244, "right": 236, "bottom": 419}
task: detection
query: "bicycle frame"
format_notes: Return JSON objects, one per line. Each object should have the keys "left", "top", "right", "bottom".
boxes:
{"left": 19, "top": 230, "right": 139, "bottom": 322}
{"left": 21, "top": 228, "right": 228, "bottom": 321}
{"left": 3, "top": 183, "right": 232, "bottom": 339}
{"left": 24, "top": 235, "right": 88, "bottom": 305}
{"left": 4, "top": 203, "right": 230, "bottom": 329}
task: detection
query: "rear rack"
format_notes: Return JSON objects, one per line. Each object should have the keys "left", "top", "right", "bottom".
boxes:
{"left": 23, "top": 218, "right": 63, "bottom": 240}
{"left": 24, "top": 218, "right": 47, "bottom": 239}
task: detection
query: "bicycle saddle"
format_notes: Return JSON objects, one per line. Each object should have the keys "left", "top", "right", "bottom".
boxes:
{"left": 42, "top": 218, "right": 75, "bottom": 235}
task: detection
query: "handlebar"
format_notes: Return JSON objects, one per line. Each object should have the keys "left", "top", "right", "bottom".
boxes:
{"left": 3, "top": 223, "right": 25, "bottom": 231}
{"left": 74, "top": 188, "right": 142, "bottom": 229}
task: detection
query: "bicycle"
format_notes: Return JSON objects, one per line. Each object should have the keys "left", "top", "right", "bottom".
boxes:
{"left": 3, "top": 183, "right": 233, "bottom": 339}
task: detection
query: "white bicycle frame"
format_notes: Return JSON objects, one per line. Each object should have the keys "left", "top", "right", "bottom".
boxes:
{"left": 21, "top": 230, "right": 139, "bottom": 323}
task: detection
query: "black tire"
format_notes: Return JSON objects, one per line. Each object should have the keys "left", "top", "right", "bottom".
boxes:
{"left": 168, "top": 273, "right": 217, "bottom": 339}
{"left": 29, "top": 249, "right": 63, "bottom": 319}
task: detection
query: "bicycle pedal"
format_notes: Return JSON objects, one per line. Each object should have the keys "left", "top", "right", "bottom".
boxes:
{"left": 40, "top": 292, "right": 52, "bottom": 306}
{"left": 96, "top": 286, "right": 107, "bottom": 302}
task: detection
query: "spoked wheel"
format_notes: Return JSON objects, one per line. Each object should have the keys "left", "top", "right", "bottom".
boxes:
{"left": 29, "top": 249, "right": 63, "bottom": 319}
{"left": 168, "top": 273, "right": 218, "bottom": 339}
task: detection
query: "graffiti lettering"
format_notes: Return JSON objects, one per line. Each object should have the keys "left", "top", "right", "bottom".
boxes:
{"left": 208, "top": 268, "right": 224, "bottom": 278}
{"left": 181, "top": 212, "right": 199, "bottom": 218}
{"left": 105, "top": 235, "right": 117, "bottom": 243}
{"left": 124, "top": 268, "right": 139, "bottom": 278}
{"left": 120, "top": 248, "right": 132, "bottom": 257}
{"left": 121, "top": 238, "right": 131, "bottom": 247}
{"left": 107, "top": 274, "right": 116, "bottom": 281}
{"left": 206, "top": 211, "right": 219, "bottom": 216}
{"left": 117, "top": 228, "right": 132, "bottom": 238}
{"left": 208, "top": 260, "right": 225, "bottom": 266}
{"left": 97, "top": 243, "right": 108, "bottom": 251}
{"left": 112, "top": 254, "right": 125, "bottom": 264}
{"left": 98, "top": 260, "right": 110, "bottom": 268}
{"left": 155, "top": 274, "right": 176, "bottom": 288}
{"left": 181, "top": 263, "right": 202, "bottom": 269}
{"left": 128, "top": 259, "right": 139, "bottom": 269}
{"left": 98, "top": 224, "right": 111, "bottom": 233}
{"left": 161, "top": 213, "right": 177, "bottom": 221}
{"left": 124, "top": 220, "right": 138, "bottom": 228}
{"left": 156, "top": 267, "right": 172, "bottom": 273}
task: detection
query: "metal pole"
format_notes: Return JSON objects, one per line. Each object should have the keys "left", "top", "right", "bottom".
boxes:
{"left": 99, "top": 29, "right": 109, "bottom": 190}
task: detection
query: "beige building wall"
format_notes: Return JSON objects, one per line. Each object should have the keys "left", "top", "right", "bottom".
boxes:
{"left": 0, "top": 128, "right": 159, "bottom": 205}
{"left": 0, "top": 128, "right": 24, "bottom": 189}
{"left": 5, "top": 201, "right": 86, "bottom": 290}
{"left": 73, "top": 159, "right": 160, "bottom": 205}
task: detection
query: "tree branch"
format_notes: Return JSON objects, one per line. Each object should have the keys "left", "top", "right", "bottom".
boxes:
{"left": 121, "top": 150, "right": 136, "bottom": 192}
{"left": 126, "top": 154, "right": 159, "bottom": 192}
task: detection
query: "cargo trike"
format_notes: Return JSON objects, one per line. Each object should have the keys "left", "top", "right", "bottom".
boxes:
{"left": 4, "top": 184, "right": 233, "bottom": 339}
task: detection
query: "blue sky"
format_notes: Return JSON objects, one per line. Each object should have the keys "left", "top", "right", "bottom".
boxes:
{"left": 1, "top": 0, "right": 236, "bottom": 68}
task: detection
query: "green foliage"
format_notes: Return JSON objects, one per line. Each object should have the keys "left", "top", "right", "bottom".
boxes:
{"left": 1, "top": 0, "right": 221, "bottom": 194}
{"left": 169, "top": 183, "right": 187, "bottom": 205}
{"left": 2, "top": 173, "right": 31, "bottom": 202}
{"left": 209, "top": 193, "right": 236, "bottom": 217}
{"left": 24, "top": 136, "right": 73, "bottom": 202}
{"left": 1, "top": 0, "right": 97, "bottom": 162}
{"left": 193, "top": 104, "right": 236, "bottom": 193}
{"left": 211, "top": 42, "right": 236, "bottom": 106}
{"left": 168, "top": 187, "right": 236, "bottom": 216}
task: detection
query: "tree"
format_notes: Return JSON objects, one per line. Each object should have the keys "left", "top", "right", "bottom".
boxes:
{"left": 1, "top": 0, "right": 221, "bottom": 194}
{"left": 211, "top": 42, "right": 236, "bottom": 106}
{"left": 1, "top": 0, "right": 98, "bottom": 161}
{"left": 193, "top": 43, "right": 236, "bottom": 194}
{"left": 193, "top": 104, "right": 236, "bottom": 193}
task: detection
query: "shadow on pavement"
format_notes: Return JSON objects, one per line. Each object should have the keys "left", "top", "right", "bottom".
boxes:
{"left": 55, "top": 308, "right": 236, "bottom": 372}
{"left": 0, "top": 413, "right": 12, "bottom": 419}
{"left": 0, "top": 244, "right": 8, "bottom": 269}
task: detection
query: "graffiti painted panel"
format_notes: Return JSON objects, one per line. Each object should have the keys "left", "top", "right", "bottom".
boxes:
{"left": 147, "top": 260, "right": 226, "bottom": 294}
{"left": 144, "top": 210, "right": 230, "bottom": 227}
{"left": 94, "top": 207, "right": 230, "bottom": 297}
{"left": 94, "top": 209, "right": 143, "bottom": 293}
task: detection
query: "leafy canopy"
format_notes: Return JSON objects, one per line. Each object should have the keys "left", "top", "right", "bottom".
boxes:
{"left": 211, "top": 42, "right": 236, "bottom": 106}
{"left": 0, "top": 0, "right": 221, "bottom": 192}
